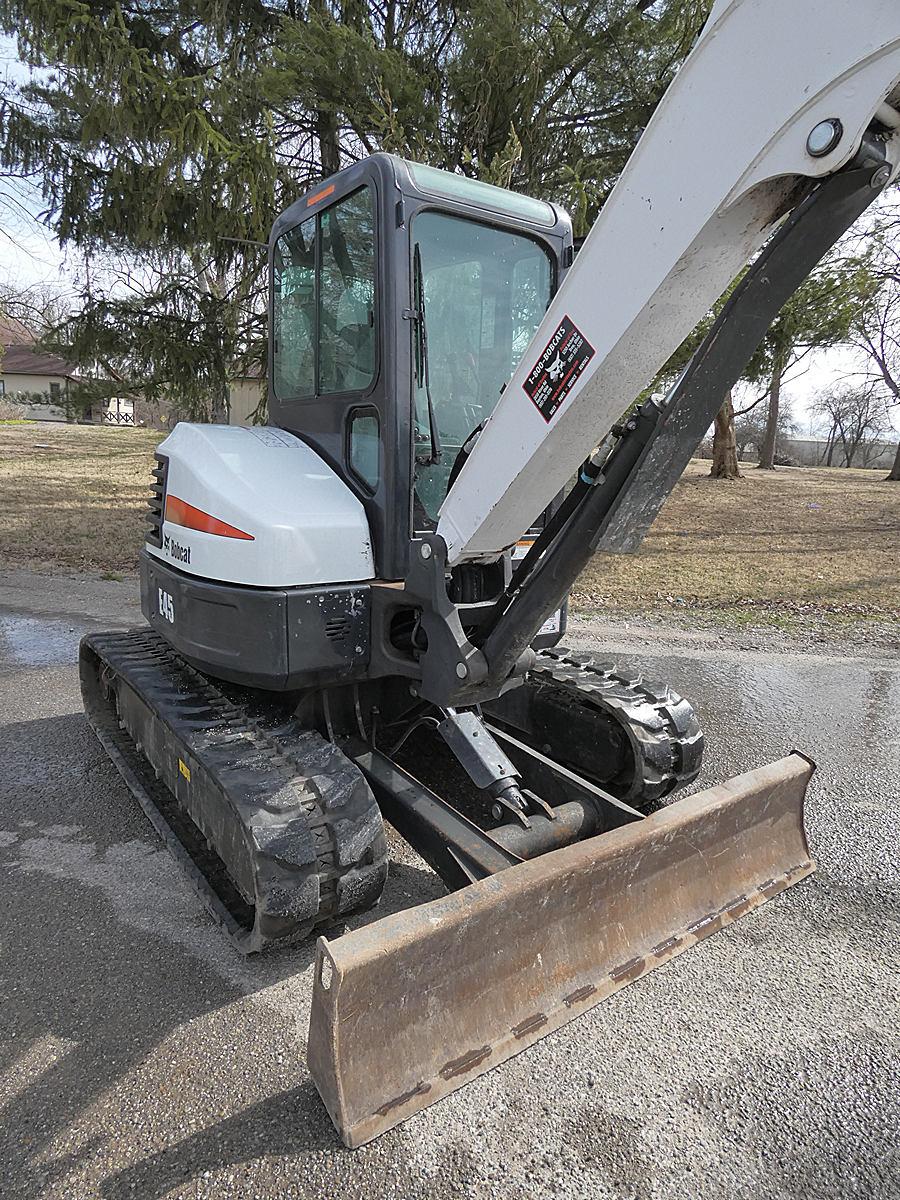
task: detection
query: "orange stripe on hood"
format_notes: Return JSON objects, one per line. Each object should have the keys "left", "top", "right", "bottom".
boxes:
{"left": 165, "top": 495, "right": 254, "bottom": 540}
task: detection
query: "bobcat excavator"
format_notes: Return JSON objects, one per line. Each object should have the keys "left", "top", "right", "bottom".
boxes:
{"left": 81, "top": 0, "right": 900, "bottom": 1148}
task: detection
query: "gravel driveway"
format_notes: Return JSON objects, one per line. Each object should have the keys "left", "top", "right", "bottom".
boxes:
{"left": 1, "top": 570, "right": 897, "bottom": 1200}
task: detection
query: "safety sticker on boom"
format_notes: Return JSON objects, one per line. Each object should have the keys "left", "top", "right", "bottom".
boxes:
{"left": 523, "top": 315, "right": 595, "bottom": 422}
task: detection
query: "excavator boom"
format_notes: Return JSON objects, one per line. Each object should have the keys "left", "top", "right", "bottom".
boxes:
{"left": 437, "top": 0, "right": 900, "bottom": 564}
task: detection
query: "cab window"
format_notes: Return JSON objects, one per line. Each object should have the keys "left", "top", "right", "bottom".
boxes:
{"left": 412, "top": 212, "right": 552, "bottom": 521}
{"left": 273, "top": 187, "right": 376, "bottom": 400}
{"left": 273, "top": 216, "right": 315, "bottom": 399}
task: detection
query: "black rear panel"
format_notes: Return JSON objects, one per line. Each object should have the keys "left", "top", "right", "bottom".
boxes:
{"left": 140, "top": 551, "right": 371, "bottom": 690}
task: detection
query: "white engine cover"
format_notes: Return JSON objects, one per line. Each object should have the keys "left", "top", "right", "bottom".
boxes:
{"left": 147, "top": 424, "right": 375, "bottom": 588}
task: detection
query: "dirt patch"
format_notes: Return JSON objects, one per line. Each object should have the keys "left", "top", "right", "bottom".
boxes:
{"left": 576, "top": 459, "right": 899, "bottom": 614}
{"left": 0, "top": 423, "right": 159, "bottom": 572}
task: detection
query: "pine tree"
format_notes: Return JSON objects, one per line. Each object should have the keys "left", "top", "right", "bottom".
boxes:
{"left": 1, "top": 1, "right": 708, "bottom": 416}
{"left": 2, "top": 1, "right": 279, "bottom": 419}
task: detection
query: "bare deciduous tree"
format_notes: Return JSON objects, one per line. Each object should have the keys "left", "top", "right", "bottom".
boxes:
{"left": 734, "top": 394, "right": 797, "bottom": 462}
{"left": 812, "top": 384, "right": 889, "bottom": 468}
{"left": 855, "top": 307, "right": 900, "bottom": 477}
{"left": 844, "top": 198, "right": 900, "bottom": 479}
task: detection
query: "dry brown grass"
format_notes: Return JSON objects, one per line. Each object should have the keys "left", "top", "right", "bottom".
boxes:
{"left": 576, "top": 459, "right": 900, "bottom": 614}
{"left": 1, "top": 425, "right": 897, "bottom": 615}
{"left": 0, "top": 423, "right": 159, "bottom": 572}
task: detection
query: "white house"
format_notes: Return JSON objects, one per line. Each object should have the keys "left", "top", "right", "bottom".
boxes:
{"left": 0, "top": 318, "right": 79, "bottom": 418}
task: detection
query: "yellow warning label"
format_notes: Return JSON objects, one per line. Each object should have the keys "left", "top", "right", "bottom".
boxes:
{"left": 178, "top": 758, "right": 191, "bottom": 782}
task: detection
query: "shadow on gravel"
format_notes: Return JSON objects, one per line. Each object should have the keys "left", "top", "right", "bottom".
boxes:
{"left": 0, "top": 860, "right": 266, "bottom": 1199}
{"left": 566, "top": 1106, "right": 655, "bottom": 1200}
{"left": 97, "top": 1082, "right": 337, "bottom": 1200}
{"left": 0, "top": 709, "right": 446, "bottom": 1199}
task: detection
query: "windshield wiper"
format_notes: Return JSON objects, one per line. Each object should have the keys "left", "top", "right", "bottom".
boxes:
{"left": 413, "top": 242, "right": 442, "bottom": 466}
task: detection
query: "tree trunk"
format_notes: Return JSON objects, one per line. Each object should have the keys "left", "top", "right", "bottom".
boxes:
{"left": 317, "top": 110, "right": 341, "bottom": 176}
{"left": 310, "top": 0, "right": 341, "bottom": 176}
{"left": 887, "top": 439, "right": 900, "bottom": 481}
{"left": 209, "top": 376, "right": 229, "bottom": 424}
{"left": 710, "top": 391, "right": 741, "bottom": 479}
{"left": 837, "top": 426, "right": 852, "bottom": 467}
{"left": 757, "top": 348, "right": 784, "bottom": 469}
{"left": 209, "top": 396, "right": 229, "bottom": 424}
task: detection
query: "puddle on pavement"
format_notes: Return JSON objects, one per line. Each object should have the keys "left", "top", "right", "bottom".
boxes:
{"left": 0, "top": 610, "right": 84, "bottom": 668}
{"left": 619, "top": 649, "right": 900, "bottom": 763}
{"left": 2, "top": 607, "right": 897, "bottom": 757}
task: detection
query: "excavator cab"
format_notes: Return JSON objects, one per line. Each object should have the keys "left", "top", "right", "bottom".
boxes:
{"left": 267, "top": 155, "right": 572, "bottom": 580}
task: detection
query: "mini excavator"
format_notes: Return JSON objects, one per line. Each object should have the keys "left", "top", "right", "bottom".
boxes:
{"left": 81, "top": 0, "right": 900, "bottom": 1148}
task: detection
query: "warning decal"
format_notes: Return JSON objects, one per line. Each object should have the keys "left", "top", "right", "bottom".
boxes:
{"left": 522, "top": 315, "right": 595, "bottom": 422}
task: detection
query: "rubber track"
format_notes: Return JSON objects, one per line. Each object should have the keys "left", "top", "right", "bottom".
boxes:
{"left": 80, "top": 628, "right": 387, "bottom": 953}
{"left": 506, "top": 647, "right": 705, "bottom": 807}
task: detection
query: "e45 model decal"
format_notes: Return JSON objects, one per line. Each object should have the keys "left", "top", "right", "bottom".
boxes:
{"left": 523, "top": 315, "right": 595, "bottom": 422}
{"left": 158, "top": 588, "right": 175, "bottom": 624}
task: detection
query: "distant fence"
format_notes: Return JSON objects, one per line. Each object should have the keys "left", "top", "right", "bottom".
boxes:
{"left": 698, "top": 436, "right": 898, "bottom": 469}
{"left": 779, "top": 438, "right": 897, "bottom": 469}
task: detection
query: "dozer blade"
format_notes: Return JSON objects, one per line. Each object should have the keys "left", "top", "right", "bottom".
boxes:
{"left": 308, "top": 753, "right": 815, "bottom": 1147}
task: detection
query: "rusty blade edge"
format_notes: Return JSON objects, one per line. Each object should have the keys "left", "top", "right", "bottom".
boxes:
{"left": 336, "top": 858, "right": 815, "bottom": 1147}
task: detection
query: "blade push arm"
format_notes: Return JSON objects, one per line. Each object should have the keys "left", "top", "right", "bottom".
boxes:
{"left": 437, "top": 0, "right": 900, "bottom": 565}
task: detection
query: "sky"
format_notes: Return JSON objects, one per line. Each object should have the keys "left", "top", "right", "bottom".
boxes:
{"left": 0, "top": 36, "right": 91, "bottom": 304}
{"left": 1, "top": 36, "right": 897, "bottom": 440}
{"left": 1, "top": 179, "right": 80, "bottom": 290}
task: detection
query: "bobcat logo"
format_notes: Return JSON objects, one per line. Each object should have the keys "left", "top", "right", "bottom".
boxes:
{"left": 546, "top": 353, "right": 565, "bottom": 382}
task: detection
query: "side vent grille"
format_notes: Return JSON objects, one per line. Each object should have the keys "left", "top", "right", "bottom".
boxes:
{"left": 324, "top": 615, "right": 351, "bottom": 644}
{"left": 146, "top": 453, "right": 169, "bottom": 548}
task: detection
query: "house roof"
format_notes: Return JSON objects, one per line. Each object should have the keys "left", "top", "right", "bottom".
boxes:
{"left": 1, "top": 342, "right": 79, "bottom": 379}
{"left": 233, "top": 363, "right": 264, "bottom": 380}
{"left": 0, "top": 316, "right": 36, "bottom": 345}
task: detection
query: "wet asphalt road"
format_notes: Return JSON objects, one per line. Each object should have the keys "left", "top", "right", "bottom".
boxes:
{"left": 0, "top": 574, "right": 898, "bottom": 1200}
